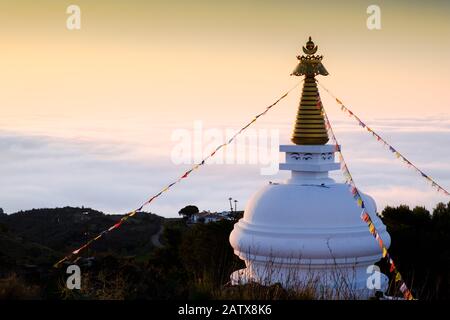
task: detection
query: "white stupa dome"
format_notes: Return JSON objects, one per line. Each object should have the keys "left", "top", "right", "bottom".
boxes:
{"left": 232, "top": 183, "right": 389, "bottom": 260}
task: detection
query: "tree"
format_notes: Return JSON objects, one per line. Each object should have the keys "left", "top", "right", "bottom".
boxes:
{"left": 0, "top": 208, "right": 4, "bottom": 215}
{"left": 412, "top": 206, "right": 431, "bottom": 224}
{"left": 380, "top": 202, "right": 450, "bottom": 299}
{"left": 179, "top": 220, "right": 244, "bottom": 288}
{"left": 432, "top": 202, "right": 450, "bottom": 230}
{"left": 178, "top": 205, "right": 199, "bottom": 219}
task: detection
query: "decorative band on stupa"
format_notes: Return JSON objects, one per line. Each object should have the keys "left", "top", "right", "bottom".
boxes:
{"left": 291, "top": 37, "right": 329, "bottom": 145}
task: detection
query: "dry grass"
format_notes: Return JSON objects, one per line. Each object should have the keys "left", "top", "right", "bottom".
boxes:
{"left": 0, "top": 274, "right": 41, "bottom": 300}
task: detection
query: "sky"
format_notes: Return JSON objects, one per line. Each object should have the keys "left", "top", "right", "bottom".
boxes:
{"left": 0, "top": 0, "right": 449, "bottom": 217}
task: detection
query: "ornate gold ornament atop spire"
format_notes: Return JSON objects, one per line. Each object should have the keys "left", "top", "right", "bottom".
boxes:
{"left": 302, "top": 37, "right": 318, "bottom": 55}
{"left": 290, "top": 37, "right": 329, "bottom": 145}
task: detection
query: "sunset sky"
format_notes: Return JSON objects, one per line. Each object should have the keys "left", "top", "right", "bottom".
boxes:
{"left": 0, "top": 0, "right": 449, "bottom": 216}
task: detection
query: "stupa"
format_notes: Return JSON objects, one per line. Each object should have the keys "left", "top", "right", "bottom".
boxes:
{"left": 229, "top": 37, "right": 391, "bottom": 298}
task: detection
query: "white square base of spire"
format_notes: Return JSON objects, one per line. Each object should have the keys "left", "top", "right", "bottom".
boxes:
{"left": 279, "top": 144, "right": 340, "bottom": 172}
{"left": 279, "top": 162, "right": 340, "bottom": 172}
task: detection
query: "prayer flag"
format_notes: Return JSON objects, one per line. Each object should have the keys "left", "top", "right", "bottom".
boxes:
{"left": 369, "top": 223, "right": 375, "bottom": 235}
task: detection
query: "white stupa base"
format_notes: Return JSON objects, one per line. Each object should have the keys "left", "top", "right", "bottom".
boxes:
{"left": 229, "top": 183, "right": 391, "bottom": 300}
{"left": 230, "top": 260, "right": 389, "bottom": 300}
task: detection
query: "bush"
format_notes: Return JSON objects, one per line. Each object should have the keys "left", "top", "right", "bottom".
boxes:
{"left": 0, "top": 274, "right": 41, "bottom": 300}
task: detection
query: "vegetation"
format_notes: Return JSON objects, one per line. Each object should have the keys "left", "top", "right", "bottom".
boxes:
{"left": 0, "top": 202, "right": 449, "bottom": 300}
{"left": 380, "top": 202, "right": 450, "bottom": 300}
{"left": 178, "top": 205, "right": 199, "bottom": 219}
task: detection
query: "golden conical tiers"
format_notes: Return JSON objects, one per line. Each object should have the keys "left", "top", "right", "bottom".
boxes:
{"left": 291, "top": 77, "right": 329, "bottom": 145}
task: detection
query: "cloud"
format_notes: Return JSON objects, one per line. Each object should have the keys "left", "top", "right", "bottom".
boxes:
{"left": 0, "top": 131, "right": 274, "bottom": 216}
{"left": 0, "top": 132, "right": 164, "bottom": 213}
{"left": 0, "top": 116, "right": 449, "bottom": 217}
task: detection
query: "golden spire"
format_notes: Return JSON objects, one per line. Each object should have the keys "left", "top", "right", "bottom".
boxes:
{"left": 291, "top": 37, "right": 329, "bottom": 145}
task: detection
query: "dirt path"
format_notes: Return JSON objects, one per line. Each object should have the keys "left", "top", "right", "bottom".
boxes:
{"left": 151, "top": 224, "right": 164, "bottom": 248}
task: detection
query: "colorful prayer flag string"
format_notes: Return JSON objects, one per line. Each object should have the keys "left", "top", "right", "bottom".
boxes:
{"left": 317, "top": 80, "right": 449, "bottom": 197}
{"left": 53, "top": 81, "right": 302, "bottom": 268}
{"left": 319, "top": 93, "right": 415, "bottom": 300}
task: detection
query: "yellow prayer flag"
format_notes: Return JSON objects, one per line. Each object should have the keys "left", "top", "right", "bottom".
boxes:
{"left": 357, "top": 198, "right": 363, "bottom": 207}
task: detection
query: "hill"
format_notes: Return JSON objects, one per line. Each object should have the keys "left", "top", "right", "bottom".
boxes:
{"left": 0, "top": 206, "right": 164, "bottom": 270}
{"left": 0, "top": 203, "right": 449, "bottom": 300}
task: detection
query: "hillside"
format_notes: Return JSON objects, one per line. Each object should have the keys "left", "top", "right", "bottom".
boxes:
{"left": 0, "top": 203, "right": 449, "bottom": 300}
{"left": 0, "top": 207, "right": 164, "bottom": 270}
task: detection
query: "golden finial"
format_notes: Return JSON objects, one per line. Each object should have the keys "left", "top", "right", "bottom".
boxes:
{"left": 302, "top": 36, "right": 318, "bottom": 55}
{"left": 290, "top": 37, "right": 329, "bottom": 145}
{"left": 291, "top": 37, "right": 329, "bottom": 77}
